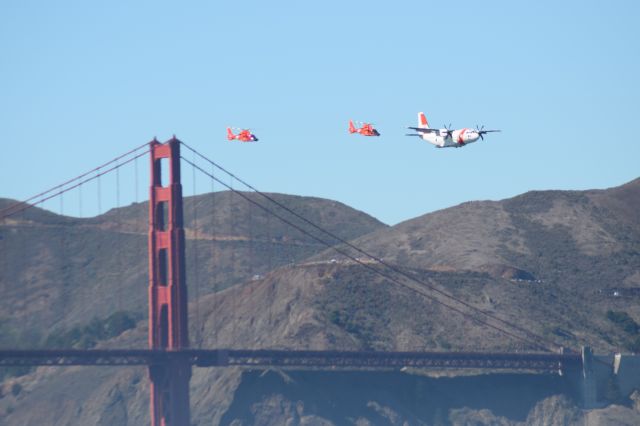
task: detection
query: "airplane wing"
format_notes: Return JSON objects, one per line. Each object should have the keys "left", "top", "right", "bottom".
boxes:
{"left": 407, "top": 127, "right": 438, "bottom": 133}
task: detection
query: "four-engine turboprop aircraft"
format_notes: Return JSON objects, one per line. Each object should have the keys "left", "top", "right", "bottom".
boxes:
{"left": 406, "top": 112, "right": 500, "bottom": 148}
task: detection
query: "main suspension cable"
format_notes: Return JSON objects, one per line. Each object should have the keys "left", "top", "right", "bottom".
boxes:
{"left": 181, "top": 155, "right": 552, "bottom": 352}
{"left": 0, "top": 142, "right": 150, "bottom": 219}
{"left": 0, "top": 149, "right": 150, "bottom": 221}
{"left": 181, "top": 142, "right": 560, "bottom": 352}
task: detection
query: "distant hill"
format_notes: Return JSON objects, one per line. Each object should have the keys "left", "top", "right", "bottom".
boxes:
{"left": 311, "top": 177, "right": 640, "bottom": 351}
{"left": 167, "top": 176, "right": 640, "bottom": 354}
{"left": 0, "top": 191, "right": 386, "bottom": 343}
{"left": 346, "top": 178, "right": 640, "bottom": 281}
{"left": 1, "top": 179, "right": 640, "bottom": 425}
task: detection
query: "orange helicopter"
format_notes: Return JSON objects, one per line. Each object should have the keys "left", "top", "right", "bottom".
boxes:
{"left": 348, "top": 120, "right": 380, "bottom": 137}
{"left": 227, "top": 127, "right": 259, "bottom": 142}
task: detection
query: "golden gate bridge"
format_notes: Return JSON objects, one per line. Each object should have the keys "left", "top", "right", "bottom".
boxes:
{"left": 0, "top": 137, "right": 592, "bottom": 425}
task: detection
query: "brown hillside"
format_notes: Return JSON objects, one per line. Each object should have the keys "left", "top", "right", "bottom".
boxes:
{"left": 335, "top": 178, "right": 640, "bottom": 291}
{"left": 0, "top": 191, "right": 386, "bottom": 344}
{"left": 1, "top": 179, "right": 639, "bottom": 425}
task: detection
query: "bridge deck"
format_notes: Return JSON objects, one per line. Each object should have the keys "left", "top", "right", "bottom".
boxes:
{"left": 0, "top": 349, "right": 581, "bottom": 371}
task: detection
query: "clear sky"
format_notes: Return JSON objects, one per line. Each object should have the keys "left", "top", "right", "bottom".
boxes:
{"left": 1, "top": 1, "right": 639, "bottom": 225}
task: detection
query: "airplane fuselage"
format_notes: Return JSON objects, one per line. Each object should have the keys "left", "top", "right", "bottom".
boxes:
{"left": 420, "top": 128, "right": 481, "bottom": 148}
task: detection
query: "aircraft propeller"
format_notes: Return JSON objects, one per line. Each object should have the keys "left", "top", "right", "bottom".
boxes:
{"left": 475, "top": 124, "right": 501, "bottom": 140}
{"left": 442, "top": 123, "right": 454, "bottom": 138}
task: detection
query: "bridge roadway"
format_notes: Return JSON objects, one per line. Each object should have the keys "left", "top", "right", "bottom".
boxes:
{"left": 0, "top": 349, "right": 581, "bottom": 372}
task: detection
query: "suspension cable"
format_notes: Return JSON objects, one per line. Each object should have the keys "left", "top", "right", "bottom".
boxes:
{"left": 78, "top": 184, "right": 83, "bottom": 218}
{"left": 116, "top": 163, "right": 122, "bottom": 312}
{"left": 210, "top": 162, "right": 218, "bottom": 347}
{"left": 0, "top": 149, "right": 150, "bottom": 221}
{"left": 191, "top": 154, "right": 202, "bottom": 348}
{"left": 0, "top": 142, "right": 149, "bottom": 219}
{"left": 97, "top": 170, "right": 102, "bottom": 215}
{"left": 134, "top": 155, "right": 139, "bottom": 205}
{"left": 229, "top": 175, "right": 237, "bottom": 348}
{"left": 181, "top": 156, "right": 553, "bottom": 352}
{"left": 181, "top": 143, "right": 561, "bottom": 352}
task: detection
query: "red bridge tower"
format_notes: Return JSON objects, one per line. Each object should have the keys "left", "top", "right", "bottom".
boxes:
{"left": 148, "top": 137, "right": 191, "bottom": 425}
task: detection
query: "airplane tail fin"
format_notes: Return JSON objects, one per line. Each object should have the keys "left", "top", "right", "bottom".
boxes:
{"left": 418, "top": 112, "right": 430, "bottom": 129}
{"left": 226, "top": 127, "right": 235, "bottom": 140}
{"left": 348, "top": 120, "right": 357, "bottom": 133}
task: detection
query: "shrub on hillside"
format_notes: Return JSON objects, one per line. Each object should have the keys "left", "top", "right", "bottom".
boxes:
{"left": 43, "top": 310, "right": 141, "bottom": 349}
{"left": 606, "top": 310, "right": 639, "bottom": 335}
{"left": 628, "top": 336, "right": 640, "bottom": 353}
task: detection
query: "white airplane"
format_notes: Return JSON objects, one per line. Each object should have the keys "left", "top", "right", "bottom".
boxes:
{"left": 406, "top": 112, "right": 500, "bottom": 148}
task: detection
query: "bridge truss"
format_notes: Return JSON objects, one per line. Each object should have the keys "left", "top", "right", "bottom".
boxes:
{"left": 0, "top": 348, "right": 580, "bottom": 372}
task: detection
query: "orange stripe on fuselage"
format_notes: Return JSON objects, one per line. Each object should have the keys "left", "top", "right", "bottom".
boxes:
{"left": 458, "top": 128, "right": 467, "bottom": 144}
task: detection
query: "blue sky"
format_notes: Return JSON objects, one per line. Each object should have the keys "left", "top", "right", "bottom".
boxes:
{"left": 1, "top": 1, "right": 639, "bottom": 224}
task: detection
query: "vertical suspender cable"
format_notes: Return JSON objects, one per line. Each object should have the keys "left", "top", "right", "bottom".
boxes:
{"left": 78, "top": 184, "right": 83, "bottom": 218}
{"left": 211, "top": 163, "right": 217, "bottom": 348}
{"left": 116, "top": 164, "right": 122, "bottom": 313}
{"left": 60, "top": 190, "right": 68, "bottom": 320}
{"left": 0, "top": 213, "right": 6, "bottom": 345}
{"left": 229, "top": 176, "right": 236, "bottom": 348}
{"left": 191, "top": 154, "right": 202, "bottom": 348}
{"left": 97, "top": 169, "right": 102, "bottom": 216}
{"left": 267, "top": 203, "right": 273, "bottom": 329}
{"left": 134, "top": 155, "right": 139, "bottom": 205}
{"left": 0, "top": 212, "right": 5, "bottom": 325}
{"left": 20, "top": 209, "right": 26, "bottom": 343}
{"left": 134, "top": 152, "right": 142, "bottom": 281}
{"left": 248, "top": 192, "right": 253, "bottom": 291}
